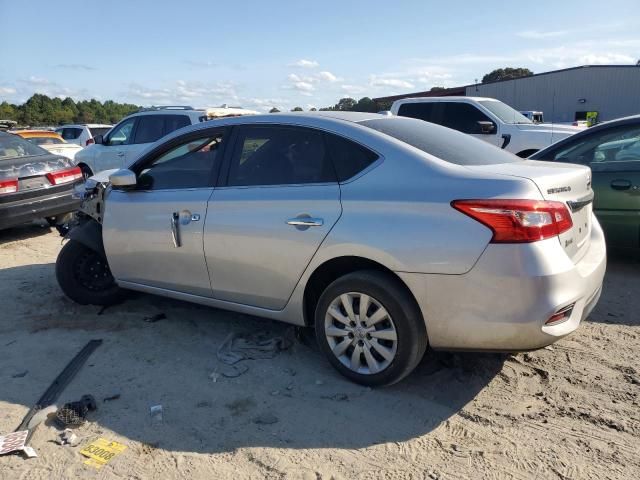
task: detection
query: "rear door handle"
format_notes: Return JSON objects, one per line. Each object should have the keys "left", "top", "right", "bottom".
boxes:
{"left": 286, "top": 217, "right": 324, "bottom": 227}
{"left": 611, "top": 179, "right": 632, "bottom": 191}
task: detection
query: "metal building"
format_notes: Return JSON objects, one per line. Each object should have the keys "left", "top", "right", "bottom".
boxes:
{"left": 374, "top": 65, "right": 640, "bottom": 124}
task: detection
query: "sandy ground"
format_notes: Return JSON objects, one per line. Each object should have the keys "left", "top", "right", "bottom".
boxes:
{"left": 0, "top": 223, "right": 638, "bottom": 480}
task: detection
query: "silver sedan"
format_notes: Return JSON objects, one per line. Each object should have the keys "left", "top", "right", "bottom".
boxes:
{"left": 56, "top": 112, "right": 607, "bottom": 386}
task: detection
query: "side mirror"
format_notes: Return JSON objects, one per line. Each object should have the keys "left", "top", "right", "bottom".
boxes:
{"left": 93, "top": 134, "right": 104, "bottom": 145}
{"left": 109, "top": 169, "right": 136, "bottom": 189}
{"left": 477, "top": 121, "right": 496, "bottom": 134}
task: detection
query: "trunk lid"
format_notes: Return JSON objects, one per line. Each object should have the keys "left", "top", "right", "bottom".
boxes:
{"left": 466, "top": 160, "right": 594, "bottom": 262}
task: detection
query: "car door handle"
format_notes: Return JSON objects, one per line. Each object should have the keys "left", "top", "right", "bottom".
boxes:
{"left": 610, "top": 179, "right": 632, "bottom": 191}
{"left": 171, "top": 212, "right": 181, "bottom": 248}
{"left": 286, "top": 217, "right": 324, "bottom": 227}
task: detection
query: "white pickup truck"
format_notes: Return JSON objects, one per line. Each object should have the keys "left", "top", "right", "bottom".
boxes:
{"left": 391, "top": 97, "right": 582, "bottom": 157}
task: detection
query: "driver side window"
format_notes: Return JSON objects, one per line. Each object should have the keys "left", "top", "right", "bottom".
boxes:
{"left": 107, "top": 118, "right": 136, "bottom": 146}
{"left": 137, "top": 132, "right": 225, "bottom": 190}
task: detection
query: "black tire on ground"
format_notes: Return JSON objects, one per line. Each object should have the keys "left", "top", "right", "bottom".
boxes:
{"left": 314, "top": 270, "right": 427, "bottom": 387}
{"left": 55, "top": 239, "right": 125, "bottom": 306}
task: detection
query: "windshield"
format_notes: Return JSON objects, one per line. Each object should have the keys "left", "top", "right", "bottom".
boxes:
{"left": 26, "top": 136, "right": 65, "bottom": 145}
{"left": 0, "top": 133, "right": 49, "bottom": 160}
{"left": 361, "top": 116, "right": 519, "bottom": 165}
{"left": 479, "top": 100, "right": 532, "bottom": 124}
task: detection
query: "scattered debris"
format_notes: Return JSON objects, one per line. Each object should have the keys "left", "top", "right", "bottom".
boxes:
{"left": 97, "top": 305, "right": 110, "bottom": 316}
{"left": 14, "top": 339, "right": 102, "bottom": 448}
{"left": 283, "top": 368, "right": 297, "bottom": 377}
{"left": 220, "top": 363, "right": 249, "bottom": 378}
{"left": 56, "top": 395, "right": 97, "bottom": 427}
{"left": 196, "top": 401, "right": 212, "bottom": 408}
{"left": 150, "top": 405, "right": 163, "bottom": 424}
{"left": 253, "top": 413, "right": 279, "bottom": 425}
{"left": 209, "top": 371, "right": 221, "bottom": 383}
{"left": 80, "top": 438, "right": 127, "bottom": 469}
{"left": 103, "top": 393, "right": 121, "bottom": 403}
{"left": 0, "top": 430, "right": 30, "bottom": 457}
{"left": 11, "top": 370, "right": 28, "bottom": 378}
{"left": 315, "top": 380, "right": 324, "bottom": 386}
{"left": 27, "top": 405, "right": 58, "bottom": 430}
{"left": 56, "top": 429, "right": 81, "bottom": 447}
{"left": 217, "top": 328, "right": 294, "bottom": 365}
{"left": 144, "top": 313, "right": 167, "bottom": 323}
{"left": 5, "top": 340, "right": 16, "bottom": 347}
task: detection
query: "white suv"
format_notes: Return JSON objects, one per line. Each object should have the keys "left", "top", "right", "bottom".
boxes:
{"left": 391, "top": 97, "right": 582, "bottom": 157}
{"left": 56, "top": 124, "right": 113, "bottom": 147}
{"left": 73, "top": 106, "right": 258, "bottom": 176}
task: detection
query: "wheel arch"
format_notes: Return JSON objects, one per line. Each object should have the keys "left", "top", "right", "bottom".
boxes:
{"left": 302, "top": 255, "right": 424, "bottom": 331}
{"left": 67, "top": 221, "right": 106, "bottom": 259}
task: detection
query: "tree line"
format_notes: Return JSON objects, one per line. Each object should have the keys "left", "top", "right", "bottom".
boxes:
{"left": 0, "top": 67, "right": 534, "bottom": 124}
{"left": 0, "top": 94, "right": 140, "bottom": 126}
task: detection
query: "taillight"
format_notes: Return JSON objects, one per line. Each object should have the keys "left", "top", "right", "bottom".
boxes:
{"left": 452, "top": 199, "right": 573, "bottom": 243}
{"left": 86, "top": 138, "right": 94, "bottom": 146}
{"left": 46, "top": 167, "right": 83, "bottom": 185}
{"left": 0, "top": 178, "right": 19, "bottom": 194}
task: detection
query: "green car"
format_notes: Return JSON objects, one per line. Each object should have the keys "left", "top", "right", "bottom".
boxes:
{"left": 531, "top": 115, "right": 640, "bottom": 250}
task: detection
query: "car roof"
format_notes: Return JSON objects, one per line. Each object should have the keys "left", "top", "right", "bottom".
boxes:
{"left": 393, "top": 96, "right": 497, "bottom": 103}
{"left": 57, "top": 124, "right": 113, "bottom": 128}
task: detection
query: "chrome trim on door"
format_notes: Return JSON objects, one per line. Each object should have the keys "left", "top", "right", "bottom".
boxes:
{"left": 286, "top": 217, "right": 324, "bottom": 227}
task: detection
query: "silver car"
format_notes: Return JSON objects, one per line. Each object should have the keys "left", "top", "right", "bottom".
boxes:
{"left": 56, "top": 112, "right": 607, "bottom": 386}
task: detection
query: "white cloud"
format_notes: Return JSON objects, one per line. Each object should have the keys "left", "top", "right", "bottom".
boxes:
{"left": 369, "top": 77, "right": 414, "bottom": 89}
{"left": 518, "top": 30, "right": 569, "bottom": 39}
{"left": 24, "top": 76, "right": 51, "bottom": 86}
{"left": 317, "top": 71, "right": 338, "bottom": 82}
{"left": 289, "top": 59, "right": 319, "bottom": 68}
{"left": 0, "top": 86, "right": 17, "bottom": 95}
{"left": 291, "top": 81, "right": 315, "bottom": 95}
{"left": 53, "top": 64, "right": 97, "bottom": 71}
{"left": 340, "top": 84, "right": 367, "bottom": 95}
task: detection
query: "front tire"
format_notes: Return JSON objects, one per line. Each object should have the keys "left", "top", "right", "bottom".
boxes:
{"left": 314, "top": 270, "right": 427, "bottom": 386}
{"left": 56, "top": 240, "right": 125, "bottom": 305}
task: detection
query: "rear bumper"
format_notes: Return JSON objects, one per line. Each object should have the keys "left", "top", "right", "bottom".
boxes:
{"left": 399, "top": 215, "right": 607, "bottom": 351}
{"left": 0, "top": 190, "right": 80, "bottom": 230}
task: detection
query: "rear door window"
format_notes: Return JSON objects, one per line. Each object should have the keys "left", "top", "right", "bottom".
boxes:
{"left": 60, "top": 128, "right": 82, "bottom": 140}
{"left": 397, "top": 102, "right": 438, "bottom": 122}
{"left": 164, "top": 115, "right": 191, "bottom": 135}
{"left": 439, "top": 103, "right": 492, "bottom": 134}
{"left": 227, "top": 126, "right": 336, "bottom": 186}
{"left": 133, "top": 115, "right": 165, "bottom": 144}
{"left": 324, "top": 133, "right": 379, "bottom": 181}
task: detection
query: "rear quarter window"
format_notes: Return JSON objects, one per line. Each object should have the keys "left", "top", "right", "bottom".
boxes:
{"left": 361, "top": 117, "right": 518, "bottom": 166}
{"left": 324, "top": 133, "right": 379, "bottom": 181}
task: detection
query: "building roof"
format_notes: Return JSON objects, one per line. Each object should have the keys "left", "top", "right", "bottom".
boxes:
{"left": 372, "top": 64, "right": 640, "bottom": 103}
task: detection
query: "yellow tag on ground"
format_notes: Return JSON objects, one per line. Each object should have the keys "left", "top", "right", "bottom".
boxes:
{"left": 80, "top": 438, "right": 127, "bottom": 469}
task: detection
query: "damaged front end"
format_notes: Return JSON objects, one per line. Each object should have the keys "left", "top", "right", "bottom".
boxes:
{"left": 56, "top": 177, "right": 109, "bottom": 244}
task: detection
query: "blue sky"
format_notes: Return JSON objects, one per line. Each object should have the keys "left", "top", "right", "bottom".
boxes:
{"left": 0, "top": 0, "right": 638, "bottom": 111}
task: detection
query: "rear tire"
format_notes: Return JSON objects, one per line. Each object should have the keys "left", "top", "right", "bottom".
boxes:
{"left": 314, "top": 270, "right": 427, "bottom": 387}
{"left": 56, "top": 240, "right": 125, "bottom": 306}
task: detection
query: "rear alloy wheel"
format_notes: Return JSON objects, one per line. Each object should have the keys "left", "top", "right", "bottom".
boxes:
{"left": 315, "top": 270, "right": 427, "bottom": 386}
{"left": 324, "top": 293, "right": 398, "bottom": 374}
{"left": 56, "top": 239, "right": 125, "bottom": 306}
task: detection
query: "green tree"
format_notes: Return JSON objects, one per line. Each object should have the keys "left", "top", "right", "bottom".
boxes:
{"left": 482, "top": 67, "right": 533, "bottom": 83}
{"left": 309, "top": 107, "right": 317, "bottom": 111}
{"left": 291, "top": 106, "right": 303, "bottom": 112}
{"left": 269, "top": 107, "right": 280, "bottom": 113}
{"left": 429, "top": 86, "right": 446, "bottom": 92}
{"left": 353, "top": 97, "right": 377, "bottom": 112}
